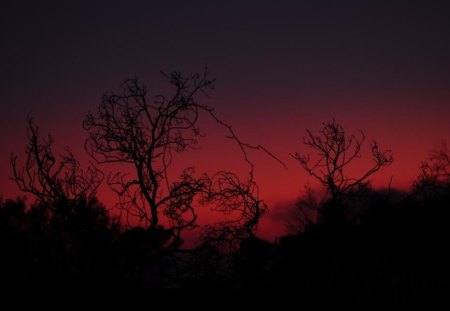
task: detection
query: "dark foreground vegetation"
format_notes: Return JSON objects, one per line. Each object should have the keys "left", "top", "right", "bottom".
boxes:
{"left": 1, "top": 185, "right": 450, "bottom": 303}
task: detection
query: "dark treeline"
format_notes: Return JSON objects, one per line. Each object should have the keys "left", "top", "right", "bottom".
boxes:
{"left": 1, "top": 71, "right": 450, "bottom": 303}
{"left": 2, "top": 184, "right": 450, "bottom": 302}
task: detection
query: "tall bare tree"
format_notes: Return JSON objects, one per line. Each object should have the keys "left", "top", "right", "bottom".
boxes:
{"left": 292, "top": 120, "right": 393, "bottom": 203}
{"left": 11, "top": 115, "right": 103, "bottom": 211}
{"left": 83, "top": 69, "right": 283, "bottom": 234}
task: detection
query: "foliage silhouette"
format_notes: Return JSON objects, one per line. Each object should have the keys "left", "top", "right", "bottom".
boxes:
{"left": 283, "top": 184, "right": 319, "bottom": 234}
{"left": 0, "top": 196, "right": 120, "bottom": 295}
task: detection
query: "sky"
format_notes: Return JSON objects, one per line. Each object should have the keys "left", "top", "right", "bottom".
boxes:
{"left": 1, "top": 0, "right": 450, "bottom": 239}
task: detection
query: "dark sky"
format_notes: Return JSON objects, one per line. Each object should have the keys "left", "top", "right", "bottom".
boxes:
{"left": 1, "top": 1, "right": 450, "bottom": 237}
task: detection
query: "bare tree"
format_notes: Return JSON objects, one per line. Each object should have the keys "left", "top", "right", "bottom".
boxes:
{"left": 414, "top": 140, "right": 450, "bottom": 198}
{"left": 292, "top": 120, "right": 393, "bottom": 203}
{"left": 83, "top": 71, "right": 213, "bottom": 231}
{"left": 11, "top": 115, "right": 103, "bottom": 211}
{"left": 83, "top": 69, "right": 283, "bottom": 234}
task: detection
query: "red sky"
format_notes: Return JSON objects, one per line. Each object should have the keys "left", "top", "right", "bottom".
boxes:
{"left": 1, "top": 1, "right": 450, "bottom": 240}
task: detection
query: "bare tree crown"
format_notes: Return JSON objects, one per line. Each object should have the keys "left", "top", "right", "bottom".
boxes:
{"left": 11, "top": 115, "right": 103, "bottom": 210}
{"left": 83, "top": 71, "right": 216, "bottom": 230}
{"left": 292, "top": 120, "right": 393, "bottom": 200}
{"left": 83, "top": 70, "right": 282, "bottom": 234}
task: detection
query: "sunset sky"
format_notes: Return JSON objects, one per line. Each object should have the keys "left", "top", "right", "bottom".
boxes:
{"left": 1, "top": 1, "right": 450, "bottom": 238}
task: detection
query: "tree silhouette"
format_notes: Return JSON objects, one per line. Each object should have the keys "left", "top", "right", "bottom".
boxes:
{"left": 284, "top": 184, "right": 319, "bottom": 234}
{"left": 200, "top": 171, "right": 267, "bottom": 251}
{"left": 83, "top": 71, "right": 216, "bottom": 231}
{"left": 84, "top": 69, "right": 282, "bottom": 234}
{"left": 292, "top": 120, "right": 393, "bottom": 224}
{"left": 11, "top": 115, "right": 103, "bottom": 210}
{"left": 414, "top": 140, "right": 450, "bottom": 198}
{"left": 292, "top": 120, "right": 393, "bottom": 201}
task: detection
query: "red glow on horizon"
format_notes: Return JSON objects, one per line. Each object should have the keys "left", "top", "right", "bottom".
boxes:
{"left": 2, "top": 87, "right": 449, "bottom": 243}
